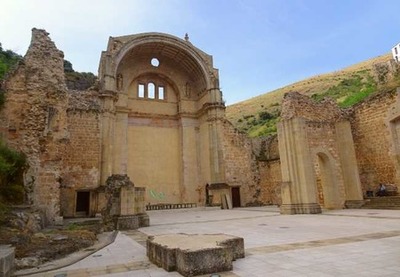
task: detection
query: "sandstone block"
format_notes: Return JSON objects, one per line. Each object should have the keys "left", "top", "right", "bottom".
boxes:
{"left": 147, "top": 233, "right": 244, "bottom": 277}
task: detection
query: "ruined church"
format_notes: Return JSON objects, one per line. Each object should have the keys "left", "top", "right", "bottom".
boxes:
{"left": 1, "top": 29, "right": 400, "bottom": 224}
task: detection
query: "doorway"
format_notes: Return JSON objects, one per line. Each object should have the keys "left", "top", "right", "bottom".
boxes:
{"left": 75, "top": 191, "right": 90, "bottom": 217}
{"left": 231, "top": 187, "right": 241, "bottom": 208}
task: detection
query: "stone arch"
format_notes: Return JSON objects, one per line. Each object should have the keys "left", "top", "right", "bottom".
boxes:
{"left": 99, "top": 32, "right": 226, "bottom": 206}
{"left": 129, "top": 72, "right": 181, "bottom": 102}
{"left": 315, "top": 151, "right": 342, "bottom": 209}
{"left": 113, "top": 33, "right": 212, "bottom": 94}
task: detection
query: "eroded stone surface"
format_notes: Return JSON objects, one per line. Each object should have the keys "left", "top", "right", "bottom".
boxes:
{"left": 147, "top": 233, "right": 244, "bottom": 277}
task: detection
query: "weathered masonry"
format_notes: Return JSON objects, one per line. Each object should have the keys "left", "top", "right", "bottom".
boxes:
{"left": 1, "top": 28, "right": 400, "bottom": 223}
{"left": 98, "top": 33, "right": 227, "bottom": 206}
{"left": 0, "top": 29, "right": 261, "bottom": 224}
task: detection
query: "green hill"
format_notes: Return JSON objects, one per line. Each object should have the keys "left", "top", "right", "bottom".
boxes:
{"left": 226, "top": 53, "right": 400, "bottom": 137}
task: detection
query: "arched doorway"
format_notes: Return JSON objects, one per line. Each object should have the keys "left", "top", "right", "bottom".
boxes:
{"left": 316, "top": 152, "right": 342, "bottom": 209}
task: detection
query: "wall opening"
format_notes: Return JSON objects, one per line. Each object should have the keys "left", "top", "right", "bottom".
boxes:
{"left": 148, "top": 82, "right": 155, "bottom": 99}
{"left": 75, "top": 191, "right": 90, "bottom": 217}
{"left": 231, "top": 187, "right": 241, "bottom": 208}
{"left": 158, "top": 86, "right": 165, "bottom": 100}
{"left": 151, "top": 57, "right": 159, "bottom": 67}
{"left": 138, "top": 84, "right": 145, "bottom": 98}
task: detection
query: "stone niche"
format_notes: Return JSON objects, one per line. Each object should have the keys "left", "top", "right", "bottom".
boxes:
{"left": 102, "top": 174, "right": 149, "bottom": 230}
{"left": 147, "top": 233, "right": 244, "bottom": 277}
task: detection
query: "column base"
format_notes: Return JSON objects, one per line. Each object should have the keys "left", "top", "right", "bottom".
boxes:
{"left": 280, "top": 203, "right": 321, "bottom": 214}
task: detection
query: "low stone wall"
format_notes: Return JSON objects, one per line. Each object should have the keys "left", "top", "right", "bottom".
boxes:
{"left": 0, "top": 245, "right": 14, "bottom": 277}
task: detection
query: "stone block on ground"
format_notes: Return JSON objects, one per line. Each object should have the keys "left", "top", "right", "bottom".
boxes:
{"left": 147, "top": 233, "right": 244, "bottom": 277}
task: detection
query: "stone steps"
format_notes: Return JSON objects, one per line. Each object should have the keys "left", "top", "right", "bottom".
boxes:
{"left": 362, "top": 197, "right": 400, "bottom": 209}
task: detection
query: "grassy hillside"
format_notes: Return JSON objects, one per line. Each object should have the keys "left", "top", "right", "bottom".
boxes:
{"left": 0, "top": 43, "right": 22, "bottom": 81}
{"left": 226, "top": 53, "right": 399, "bottom": 137}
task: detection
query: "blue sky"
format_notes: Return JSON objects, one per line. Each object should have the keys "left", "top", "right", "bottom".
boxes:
{"left": 1, "top": 0, "right": 399, "bottom": 104}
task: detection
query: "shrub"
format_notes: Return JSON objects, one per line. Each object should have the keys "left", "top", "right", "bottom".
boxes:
{"left": 0, "top": 139, "right": 27, "bottom": 205}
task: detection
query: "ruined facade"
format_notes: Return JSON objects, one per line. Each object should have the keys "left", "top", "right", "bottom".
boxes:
{"left": 0, "top": 29, "right": 263, "bottom": 223}
{"left": 277, "top": 93, "right": 363, "bottom": 214}
{"left": 2, "top": 28, "right": 400, "bottom": 222}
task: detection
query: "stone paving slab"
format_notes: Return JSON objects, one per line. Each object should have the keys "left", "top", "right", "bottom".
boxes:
{"left": 25, "top": 207, "right": 400, "bottom": 277}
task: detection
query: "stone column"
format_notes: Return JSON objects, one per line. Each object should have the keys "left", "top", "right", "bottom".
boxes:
{"left": 207, "top": 89, "right": 226, "bottom": 184}
{"left": 179, "top": 117, "right": 200, "bottom": 203}
{"left": 100, "top": 91, "right": 116, "bottom": 185}
{"left": 335, "top": 121, "right": 364, "bottom": 204}
{"left": 113, "top": 107, "right": 129, "bottom": 175}
{"left": 278, "top": 118, "right": 321, "bottom": 214}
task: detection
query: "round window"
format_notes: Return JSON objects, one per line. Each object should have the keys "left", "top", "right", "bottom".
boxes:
{"left": 151, "top": 58, "right": 159, "bottom": 67}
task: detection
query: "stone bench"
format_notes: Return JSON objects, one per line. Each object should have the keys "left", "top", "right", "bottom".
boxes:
{"left": 0, "top": 245, "right": 15, "bottom": 277}
{"left": 147, "top": 233, "right": 244, "bottom": 277}
{"left": 145, "top": 203, "right": 197, "bottom": 211}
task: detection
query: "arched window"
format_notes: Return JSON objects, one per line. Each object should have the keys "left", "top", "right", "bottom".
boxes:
{"left": 136, "top": 81, "right": 166, "bottom": 101}
{"left": 158, "top": 86, "right": 165, "bottom": 100}
{"left": 138, "top": 84, "right": 145, "bottom": 98}
{"left": 148, "top": 82, "right": 155, "bottom": 99}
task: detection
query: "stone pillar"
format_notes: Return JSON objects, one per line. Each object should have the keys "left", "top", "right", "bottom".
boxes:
{"left": 278, "top": 118, "right": 321, "bottom": 214}
{"left": 335, "top": 121, "right": 363, "bottom": 204}
{"left": 113, "top": 107, "right": 129, "bottom": 175}
{"left": 207, "top": 89, "right": 226, "bottom": 184}
{"left": 100, "top": 92, "right": 116, "bottom": 185}
{"left": 103, "top": 174, "right": 149, "bottom": 230}
{"left": 179, "top": 117, "right": 200, "bottom": 202}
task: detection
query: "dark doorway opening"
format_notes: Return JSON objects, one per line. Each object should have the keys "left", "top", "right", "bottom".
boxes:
{"left": 231, "top": 187, "right": 241, "bottom": 208}
{"left": 76, "top": 191, "right": 90, "bottom": 217}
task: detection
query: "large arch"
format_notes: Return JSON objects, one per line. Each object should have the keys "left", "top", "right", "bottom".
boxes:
{"left": 98, "top": 32, "right": 226, "bottom": 206}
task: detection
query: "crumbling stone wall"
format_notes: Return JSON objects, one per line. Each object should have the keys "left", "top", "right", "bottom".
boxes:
{"left": 306, "top": 121, "right": 346, "bottom": 205}
{"left": 221, "top": 120, "right": 262, "bottom": 205}
{"left": 254, "top": 136, "right": 282, "bottom": 205}
{"left": 0, "top": 29, "right": 105, "bottom": 222}
{"left": 281, "top": 92, "right": 347, "bottom": 122}
{"left": 278, "top": 92, "right": 361, "bottom": 212}
{"left": 0, "top": 28, "right": 69, "bottom": 223}
{"left": 350, "top": 90, "right": 398, "bottom": 192}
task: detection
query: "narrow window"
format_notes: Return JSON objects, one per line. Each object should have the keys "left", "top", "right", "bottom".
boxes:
{"left": 148, "top": 82, "right": 155, "bottom": 99}
{"left": 138, "top": 84, "right": 145, "bottom": 98}
{"left": 395, "top": 47, "right": 398, "bottom": 55}
{"left": 158, "top": 86, "right": 165, "bottom": 100}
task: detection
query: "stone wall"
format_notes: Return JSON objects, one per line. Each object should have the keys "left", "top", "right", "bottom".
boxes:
{"left": 254, "top": 135, "right": 281, "bottom": 205}
{"left": 60, "top": 92, "right": 102, "bottom": 217}
{"left": 277, "top": 92, "right": 362, "bottom": 212}
{"left": 62, "top": 91, "right": 101, "bottom": 189}
{"left": 0, "top": 29, "right": 104, "bottom": 222}
{"left": 350, "top": 90, "right": 398, "bottom": 193}
{"left": 306, "top": 121, "right": 346, "bottom": 206}
{"left": 281, "top": 91, "right": 347, "bottom": 122}
{"left": 1, "top": 28, "right": 69, "bottom": 223}
{"left": 221, "top": 120, "right": 262, "bottom": 206}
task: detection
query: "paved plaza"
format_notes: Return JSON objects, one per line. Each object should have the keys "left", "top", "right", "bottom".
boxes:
{"left": 28, "top": 207, "right": 400, "bottom": 277}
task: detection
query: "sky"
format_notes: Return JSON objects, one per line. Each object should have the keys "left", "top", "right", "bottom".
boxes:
{"left": 1, "top": 0, "right": 400, "bottom": 105}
